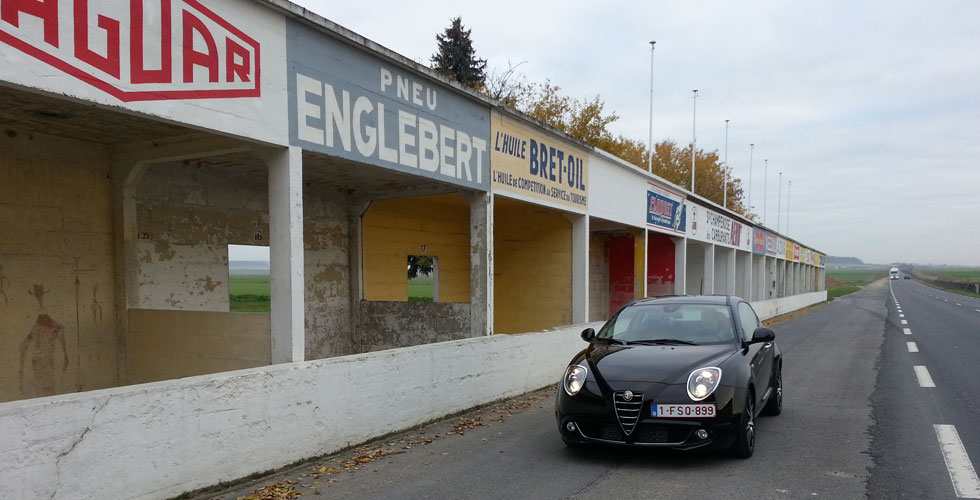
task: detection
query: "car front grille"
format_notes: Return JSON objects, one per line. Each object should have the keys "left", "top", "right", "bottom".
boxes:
{"left": 613, "top": 391, "right": 643, "bottom": 436}
{"left": 577, "top": 422, "right": 691, "bottom": 444}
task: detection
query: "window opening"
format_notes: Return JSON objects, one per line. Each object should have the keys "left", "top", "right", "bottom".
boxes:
{"left": 228, "top": 244, "right": 270, "bottom": 312}
{"left": 408, "top": 255, "right": 438, "bottom": 302}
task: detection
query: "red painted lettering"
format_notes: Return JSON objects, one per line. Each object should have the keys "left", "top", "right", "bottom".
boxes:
{"left": 73, "top": 0, "right": 120, "bottom": 78}
{"left": 225, "top": 37, "right": 249, "bottom": 82}
{"left": 1, "top": 0, "right": 59, "bottom": 47}
{"left": 181, "top": 9, "right": 217, "bottom": 83}
{"left": 130, "top": 0, "right": 172, "bottom": 84}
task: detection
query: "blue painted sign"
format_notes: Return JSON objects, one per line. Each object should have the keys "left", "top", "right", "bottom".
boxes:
{"left": 286, "top": 20, "right": 490, "bottom": 190}
{"left": 646, "top": 189, "right": 686, "bottom": 233}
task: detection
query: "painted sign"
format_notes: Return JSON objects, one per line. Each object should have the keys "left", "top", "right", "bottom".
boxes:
{"left": 686, "top": 202, "right": 750, "bottom": 251}
{"left": 491, "top": 112, "right": 587, "bottom": 210}
{"left": 0, "top": 0, "right": 260, "bottom": 101}
{"left": 765, "top": 233, "right": 778, "bottom": 257}
{"left": 784, "top": 240, "right": 793, "bottom": 260}
{"left": 753, "top": 229, "right": 766, "bottom": 255}
{"left": 288, "top": 20, "right": 489, "bottom": 191}
{"left": 646, "top": 184, "right": 685, "bottom": 234}
{"left": 776, "top": 237, "right": 787, "bottom": 260}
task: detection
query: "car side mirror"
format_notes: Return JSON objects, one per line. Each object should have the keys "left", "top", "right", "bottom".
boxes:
{"left": 581, "top": 328, "right": 596, "bottom": 342}
{"left": 750, "top": 327, "right": 775, "bottom": 343}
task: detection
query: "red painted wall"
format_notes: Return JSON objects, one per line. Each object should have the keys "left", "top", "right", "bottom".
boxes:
{"left": 607, "top": 234, "right": 635, "bottom": 313}
{"left": 647, "top": 231, "right": 676, "bottom": 297}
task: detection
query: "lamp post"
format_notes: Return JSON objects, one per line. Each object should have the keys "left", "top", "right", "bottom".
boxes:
{"left": 691, "top": 89, "right": 698, "bottom": 193}
{"left": 748, "top": 144, "right": 754, "bottom": 217}
{"left": 724, "top": 119, "right": 729, "bottom": 209}
{"left": 787, "top": 180, "right": 792, "bottom": 234}
{"left": 647, "top": 41, "right": 656, "bottom": 173}
{"left": 763, "top": 159, "right": 768, "bottom": 226}
{"left": 777, "top": 172, "right": 783, "bottom": 233}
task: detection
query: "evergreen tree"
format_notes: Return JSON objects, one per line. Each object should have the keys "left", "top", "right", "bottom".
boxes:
{"left": 431, "top": 17, "right": 487, "bottom": 89}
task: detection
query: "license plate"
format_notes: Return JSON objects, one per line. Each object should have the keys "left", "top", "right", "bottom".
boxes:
{"left": 652, "top": 404, "right": 716, "bottom": 418}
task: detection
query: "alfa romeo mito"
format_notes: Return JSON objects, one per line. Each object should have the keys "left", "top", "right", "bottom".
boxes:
{"left": 555, "top": 295, "right": 782, "bottom": 458}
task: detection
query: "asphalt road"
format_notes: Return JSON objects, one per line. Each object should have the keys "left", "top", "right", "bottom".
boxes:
{"left": 868, "top": 277, "right": 980, "bottom": 499}
{"left": 192, "top": 279, "right": 979, "bottom": 500}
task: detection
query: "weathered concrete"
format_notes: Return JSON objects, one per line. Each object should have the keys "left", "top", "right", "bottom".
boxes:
{"left": 0, "top": 321, "right": 601, "bottom": 500}
{"left": 464, "top": 190, "right": 493, "bottom": 337}
{"left": 265, "top": 147, "right": 305, "bottom": 363}
{"left": 751, "top": 290, "right": 828, "bottom": 321}
{"left": 353, "top": 300, "right": 472, "bottom": 353}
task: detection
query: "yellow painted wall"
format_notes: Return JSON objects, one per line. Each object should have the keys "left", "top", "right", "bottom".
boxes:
{"left": 0, "top": 129, "right": 118, "bottom": 402}
{"left": 362, "top": 194, "right": 470, "bottom": 302}
{"left": 633, "top": 229, "right": 645, "bottom": 299}
{"left": 493, "top": 198, "right": 572, "bottom": 334}
{"left": 128, "top": 309, "right": 269, "bottom": 383}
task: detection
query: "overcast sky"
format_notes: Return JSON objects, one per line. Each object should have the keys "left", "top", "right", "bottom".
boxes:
{"left": 291, "top": 0, "right": 980, "bottom": 267}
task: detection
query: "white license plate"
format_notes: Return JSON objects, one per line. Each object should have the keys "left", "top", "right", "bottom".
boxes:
{"left": 652, "top": 404, "right": 716, "bottom": 418}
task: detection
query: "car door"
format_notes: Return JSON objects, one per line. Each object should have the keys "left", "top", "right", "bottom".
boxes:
{"left": 737, "top": 301, "right": 773, "bottom": 411}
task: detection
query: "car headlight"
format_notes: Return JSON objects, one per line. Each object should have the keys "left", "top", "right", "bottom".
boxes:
{"left": 687, "top": 367, "right": 722, "bottom": 401}
{"left": 563, "top": 364, "right": 588, "bottom": 396}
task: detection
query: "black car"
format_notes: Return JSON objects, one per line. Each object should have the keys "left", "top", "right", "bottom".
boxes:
{"left": 555, "top": 295, "right": 781, "bottom": 458}
{"left": 903, "top": 276, "right": 910, "bottom": 280}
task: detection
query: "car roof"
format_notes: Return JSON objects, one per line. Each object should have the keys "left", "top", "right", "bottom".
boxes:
{"left": 626, "top": 295, "right": 735, "bottom": 307}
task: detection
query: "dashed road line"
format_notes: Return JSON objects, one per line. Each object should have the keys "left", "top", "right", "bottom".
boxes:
{"left": 904, "top": 328, "right": 912, "bottom": 335}
{"left": 907, "top": 342, "right": 918, "bottom": 353}
{"left": 934, "top": 424, "right": 980, "bottom": 499}
{"left": 914, "top": 366, "right": 936, "bottom": 388}
{"left": 902, "top": 320, "right": 908, "bottom": 325}
{"left": 956, "top": 303, "right": 962, "bottom": 307}
{"left": 900, "top": 314, "right": 905, "bottom": 318}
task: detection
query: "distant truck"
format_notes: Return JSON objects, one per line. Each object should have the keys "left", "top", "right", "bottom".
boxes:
{"left": 889, "top": 267, "right": 899, "bottom": 279}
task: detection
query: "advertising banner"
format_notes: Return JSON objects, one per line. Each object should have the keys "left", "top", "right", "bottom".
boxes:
{"left": 753, "top": 229, "right": 766, "bottom": 255}
{"left": 777, "top": 237, "right": 787, "bottom": 260}
{"left": 288, "top": 20, "right": 490, "bottom": 191}
{"left": 793, "top": 244, "right": 801, "bottom": 262}
{"left": 686, "top": 202, "right": 751, "bottom": 251}
{"left": 646, "top": 184, "right": 685, "bottom": 234}
{"left": 490, "top": 112, "right": 587, "bottom": 210}
{"left": 0, "top": 0, "right": 287, "bottom": 143}
{"left": 765, "top": 233, "right": 778, "bottom": 257}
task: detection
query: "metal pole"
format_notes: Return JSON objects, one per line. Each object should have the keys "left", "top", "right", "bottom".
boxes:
{"left": 787, "top": 180, "right": 792, "bottom": 234}
{"left": 691, "top": 89, "right": 698, "bottom": 193}
{"left": 777, "top": 172, "right": 783, "bottom": 233}
{"left": 763, "top": 159, "right": 768, "bottom": 225}
{"left": 724, "top": 119, "right": 729, "bottom": 208}
{"left": 748, "top": 144, "right": 754, "bottom": 217}
{"left": 648, "top": 41, "right": 656, "bottom": 173}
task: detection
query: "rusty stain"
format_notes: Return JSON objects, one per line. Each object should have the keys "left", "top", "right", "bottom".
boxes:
{"left": 91, "top": 284, "right": 102, "bottom": 324}
{"left": 19, "top": 313, "right": 68, "bottom": 397}
{"left": 153, "top": 239, "right": 177, "bottom": 261}
{"left": 29, "top": 283, "right": 49, "bottom": 308}
{"left": 139, "top": 249, "right": 153, "bottom": 264}
{"left": 195, "top": 275, "right": 222, "bottom": 293}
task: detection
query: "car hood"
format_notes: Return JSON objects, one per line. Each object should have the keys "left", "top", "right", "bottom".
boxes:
{"left": 586, "top": 342, "right": 735, "bottom": 385}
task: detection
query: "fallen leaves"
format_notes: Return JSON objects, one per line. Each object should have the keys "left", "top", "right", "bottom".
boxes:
{"left": 447, "top": 416, "right": 485, "bottom": 435}
{"left": 238, "top": 479, "right": 302, "bottom": 500}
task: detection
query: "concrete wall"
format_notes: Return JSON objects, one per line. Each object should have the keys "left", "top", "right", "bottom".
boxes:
{"left": 0, "top": 129, "right": 118, "bottom": 403}
{"left": 646, "top": 231, "right": 676, "bottom": 297}
{"left": 353, "top": 301, "right": 471, "bottom": 353}
{"left": 303, "top": 187, "right": 353, "bottom": 359}
{"left": 127, "top": 309, "right": 270, "bottom": 383}
{"left": 362, "top": 195, "right": 470, "bottom": 302}
{"left": 0, "top": 321, "right": 601, "bottom": 500}
{"left": 493, "top": 199, "right": 572, "bottom": 334}
{"left": 751, "top": 290, "right": 828, "bottom": 321}
{"left": 686, "top": 243, "right": 706, "bottom": 295}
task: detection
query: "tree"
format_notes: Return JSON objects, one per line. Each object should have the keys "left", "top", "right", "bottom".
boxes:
{"left": 431, "top": 17, "right": 486, "bottom": 89}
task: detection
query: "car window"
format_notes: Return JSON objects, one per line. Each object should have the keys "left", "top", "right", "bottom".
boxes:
{"left": 597, "top": 303, "right": 735, "bottom": 344}
{"left": 737, "top": 302, "right": 761, "bottom": 342}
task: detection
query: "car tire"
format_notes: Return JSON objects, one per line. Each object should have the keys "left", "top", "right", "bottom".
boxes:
{"left": 730, "top": 393, "right": 755, "bottom": 459}
{"left": 762, "top": 362, "right": 783, "bottom": 416}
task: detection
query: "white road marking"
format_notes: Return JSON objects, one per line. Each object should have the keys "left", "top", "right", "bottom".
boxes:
{"left": 956, "top": 303, "right": 962, "bottom": 307}
{"left": 975, "top": 309, "right": 980, "bottom": 313}
{"left": 900, "top": 314, "right": 905, "bottom": 318}
{"left": 907, "top": 342, "right": 918, "bottom": 352}
{"left": 902, "top": 320, "right": 908, "bottom": 325}
{"left": 904, "top": 328, "right": 912, "bottom": 335}
{"left": 914, "top": 366, "right": 936, "bottom": 388}
{"left": 934, "top": 424, "right": 980, "bottom": 498}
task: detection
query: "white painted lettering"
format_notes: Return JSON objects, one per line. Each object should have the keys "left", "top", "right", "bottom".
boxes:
{"left": 456, "top": 131, "right": 472, "bottom": 181}
{"left": 426, "top": 88, "right": 437, "bottom": 111}
{"left": 376, "top": 103, "right": 398, "bottom": 163}
{"left": 418, "top": 117, "right": 439, "bottom": 172}
{"left": 439, "top": 125, "right": 456, "bottom": 177}
{"left": 296, "top": 73, "right": 324, "bottom": 145}
{"left": 398, "top": 109, "right": 418, "bottom": 168}
{"left": 352, "top": 96, "right": 376, "bottom": 157}
{"left": 471, "top": 137, "right": 487, "bottom": 184}
{"left": 396, "top": 75, "right": 409, "bottom": 101}
{"left": 322, "top": 83, "right": 351, "bottom": 152}
{"left": 380, "top": 68, "right": 393, "bottom": 92}
{"left": 412, "top": 81, "right": 423, "bottom": 106}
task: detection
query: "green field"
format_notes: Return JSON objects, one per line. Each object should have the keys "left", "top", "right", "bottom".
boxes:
{"left": 910, "top": 269, "right": 980, "bottom": 298}
{"left": 408, "top": 276, "right": 434, "bottom": 302}
{"left": 825, "top": 269, "right": 888, "bottom": 300}
{"left": 230, "top": 274, "right": 271, "bottom": 312}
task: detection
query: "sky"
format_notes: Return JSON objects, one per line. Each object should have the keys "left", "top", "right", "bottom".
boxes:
{"left": 289, "top": 0, "right": 980, "bottom": 267}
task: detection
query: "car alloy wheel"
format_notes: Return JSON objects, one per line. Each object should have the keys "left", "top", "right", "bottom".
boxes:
{"left": 762, "top": 363, "right": 782, "bottom": 416}
{"left": 732, "top": 394, "right": 755, "bottom": 458}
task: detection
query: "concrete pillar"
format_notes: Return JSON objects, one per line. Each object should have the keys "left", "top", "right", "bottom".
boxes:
{"left": 570, "top": 214, "right": 589, "bottom": 324}
{"left": 464, "top": 191, "right": 492, "bottom": 336}
{"left": 265, "top": 146, "right": 305, "bottom": 364}
{"left": 726, "top": 248, "right": 737, "bottom": 295}
{"left": 703, "top": 244, "right": 715, "bottom": 296}
{"left": 635, "top": 229, "right": 648, "bottom": 298}
{"left": 673, "top": 237, "right": 687, "bottom": 295}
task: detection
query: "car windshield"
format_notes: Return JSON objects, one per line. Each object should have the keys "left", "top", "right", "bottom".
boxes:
{"left": 596, "top": 303, "right": 735, "bottom": 345}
